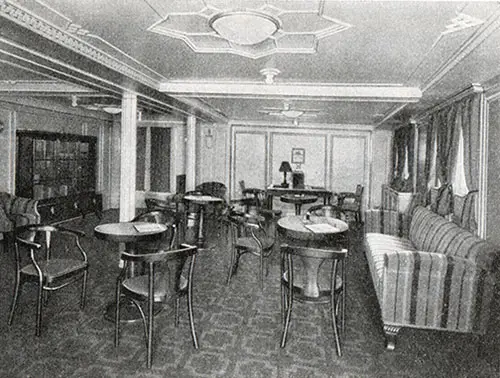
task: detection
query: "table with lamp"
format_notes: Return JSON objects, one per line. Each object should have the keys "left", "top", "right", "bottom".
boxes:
{"left": 265, "top": 160, "right": 332, "bottom": 210}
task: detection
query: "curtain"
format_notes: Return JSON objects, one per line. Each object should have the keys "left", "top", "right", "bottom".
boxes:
{"left": 436, "top": 104, "right": 459, "bottom": 184}
{"left": 461, "top": 94, "right": 481, "bottom": 192}
{"left": 423, "top": 92, "right": 481, "bottom": 230}
{"left": 391, "top": 126, "right": 413, "bottom": 192}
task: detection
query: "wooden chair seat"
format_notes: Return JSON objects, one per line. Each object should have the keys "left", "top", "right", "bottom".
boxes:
{"left": 21, "top": 259, "right": 87, "bottom": 281}
{"left": 122, "top": 274, "right": 188, "bottom": 302}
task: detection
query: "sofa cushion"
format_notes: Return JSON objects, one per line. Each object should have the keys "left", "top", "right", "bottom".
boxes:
{"left": 409, "top": 206, "right": 446, "bottom": 250}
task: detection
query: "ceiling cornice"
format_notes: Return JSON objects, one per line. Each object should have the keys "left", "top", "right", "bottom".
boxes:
{"left": 163, "top": 81, "right": 422, "bottom": 102}
{"left": 0, "top": 80, "right": 97, "bottom": 94}
{"left": 0, "top": 14, "right": 219, "bottom": 121}
{"left": 0, "top": 0, "right": 164, "bottom": 88}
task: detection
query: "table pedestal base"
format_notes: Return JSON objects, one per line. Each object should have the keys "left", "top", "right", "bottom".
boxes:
{"left": 104, "top": 300, "right": 163, "bottom": 323}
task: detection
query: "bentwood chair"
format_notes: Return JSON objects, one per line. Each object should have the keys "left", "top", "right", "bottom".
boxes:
{"left": 280, "top": 243, "right": 348, "bottom": 356}
{"left": 306, "top": 204, "right": 347, "bottom": 219}
{"left": 115, "top": 243, "right": 199, "bottom": 368}
{"left": 337, "top": 184, "right": 364, "bottom": 225}
{"left": 225, "top": 212, "right": 276, "bottom": 291}
{"left": 132, "top": 209, "right": 179, "bottom": 251}
{"left": 9, "top": 224, "right": 89, "bottom": 336}
{"left": 239, "top": 180, "right": 266, "bottom": 211}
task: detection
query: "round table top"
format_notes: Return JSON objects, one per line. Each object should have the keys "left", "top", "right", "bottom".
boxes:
{"left": 183, "top": 194, "right": 224, "bottom": 205}
{"left": 94, "top": 222, "right": 168, "bottom": 243}
{"left": 277, "top": 215, "right": 348, "bottom": 241}
{"left": 280, "top": 194, "right": 318, "bottom": 205}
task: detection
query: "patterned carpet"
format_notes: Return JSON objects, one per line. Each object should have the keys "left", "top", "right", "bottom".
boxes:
{"left": 0, "top": 210, "right": 498, "bottom": 377}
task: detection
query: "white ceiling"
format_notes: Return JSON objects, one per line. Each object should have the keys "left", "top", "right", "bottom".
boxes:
{"left": 2, "top": 1, "right": 500, "bottom": 127}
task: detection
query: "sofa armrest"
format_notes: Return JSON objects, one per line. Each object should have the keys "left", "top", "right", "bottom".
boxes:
{"left": 10, "top": 212, "right": 39, "bottom": 227}
{"left": 381, "top": 250, "right": 494, "bottom": 333}
{"left": 10, "top": 196, "right": 40, "bottom": 224}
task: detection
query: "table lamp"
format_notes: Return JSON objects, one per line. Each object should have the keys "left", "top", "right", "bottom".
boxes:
{"left": 279, "top": 161, "right": 292, "bottom": 188}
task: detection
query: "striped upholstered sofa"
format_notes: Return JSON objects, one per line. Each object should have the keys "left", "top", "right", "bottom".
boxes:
{"left": 365, "top": 205, "right": 499, "bottom": 350}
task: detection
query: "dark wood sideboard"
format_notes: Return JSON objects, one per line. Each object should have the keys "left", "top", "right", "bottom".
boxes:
{"left": 16, "top": 130, "right": 102, "bottom": 224}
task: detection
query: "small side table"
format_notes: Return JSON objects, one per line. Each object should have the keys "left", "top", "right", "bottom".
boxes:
{"left": 280, "top": 194, "right": 318, "bottom": 215}
{"left": 184, "top": 194, "right": 223, "bottom": 248}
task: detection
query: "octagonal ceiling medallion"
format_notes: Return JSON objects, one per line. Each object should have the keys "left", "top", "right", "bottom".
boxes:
{"left": 147, "top": 1, "right": 352, "bottom": 59}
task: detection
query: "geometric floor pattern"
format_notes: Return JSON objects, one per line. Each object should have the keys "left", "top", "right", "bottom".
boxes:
{"left": 0, "top": 209, "right": 499, "bottom": 377}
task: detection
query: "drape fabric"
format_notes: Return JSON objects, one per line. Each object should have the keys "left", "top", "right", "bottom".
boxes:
{"left": 391, "top": 126, "right": 414, "bottom": 192}
{"left": 420, "top": 93, "right": 481, "bottom": 232}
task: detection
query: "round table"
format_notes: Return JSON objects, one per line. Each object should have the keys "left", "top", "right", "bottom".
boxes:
{"left": 183, "top": 194, "right": 223, "bottom": 248}
{"left": 280, "top": 194, "right": 318, "bottom": 215}
{"left": 277, "top": 215, "right": 348, "bottom": 297}
{"left": 94, "top": 221, "right": 169, "bottom": 322}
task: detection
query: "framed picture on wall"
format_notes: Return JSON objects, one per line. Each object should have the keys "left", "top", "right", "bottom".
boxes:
{"left": 291, "top": 148, "right": 305, "bottom": 164}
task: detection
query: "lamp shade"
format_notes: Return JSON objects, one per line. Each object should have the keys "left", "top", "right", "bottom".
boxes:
{"left": 279, "top": 161, "right": 292, "bottom": 173}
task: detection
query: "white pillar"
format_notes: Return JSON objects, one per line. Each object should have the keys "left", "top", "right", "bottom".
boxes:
{"left": 185, "top": 115, "right": 197, "bottom": 191}
{"left": 119, "top": 91, "right": 138, "bottom": 222}
{"left": 170, "top": 122, "right": 186, "bottom": 192}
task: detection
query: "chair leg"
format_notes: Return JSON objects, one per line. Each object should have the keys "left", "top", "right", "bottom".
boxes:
{"left": 187, "top": 255, "right": 199, "bottom": 349}
{"left": 280, "top": 254, "right": 293, "bottom": 348}
{"left": 35, "top": 279, "right": 44, "bottom": 337}
{"left": 341, "top": 259, "right": 346, "bottom": 337}
{"left": 330, "top": 260, "right": 342, "bottom": 357}
{"left": 80, "top": 270, "right": 88, "bottom": 309}
{"left": 226, "top": 245, "right": 236, "bottom": 285}
{"left": 114, "top": 284, "right": 122, "bottom": 348}
{"left": 8, "top": 271, "right": 21, "bottom": 326}
{"left": 280, "top": 253, "right": 286, "bottom": 324}
{"left": 259, "top": 251, "right": 264, "bottom": 291}
{"left": 174, "top": 297, "right": 180, "bottom": 327}
{"left": 147, "top": 273, "right": 154, "bottom": 369}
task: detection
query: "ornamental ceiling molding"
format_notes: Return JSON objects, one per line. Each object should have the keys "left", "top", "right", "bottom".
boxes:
{"left": 0, "top": 0, "right": 164, "bottom": 88}
{"left": 147, "top": 1, "right": 352, "bottom": 59}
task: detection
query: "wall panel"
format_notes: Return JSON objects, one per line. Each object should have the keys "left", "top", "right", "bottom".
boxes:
{"left": 331, "top": 134, "right": 367, "bottom": 193}
{"left": 233, "top": 131, "right": 267, "bottom": 197}
{"left": 271, "top": 132, "right": 327, "bottom": 187}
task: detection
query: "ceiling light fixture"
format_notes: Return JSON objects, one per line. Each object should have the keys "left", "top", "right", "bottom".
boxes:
{"left": 102, "top": 106, "right": 122, "bottom": 115}
{"left": 281, "top": 109, "right": 304, "bottom": 118}
{"left": 209, "top": 10, "right": 280, "bottom": 45}
{"left": 260, "top": 67, "right": 280, "bottom": 84}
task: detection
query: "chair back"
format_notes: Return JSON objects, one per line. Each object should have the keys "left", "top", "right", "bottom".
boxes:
{"left": 195, "top": 181, "right": 227, "bottom": 200}
{"left": 120, "top": 243, "right": 197, "bottom": 296}
{"left": 132, "top": 209, "right": 178, "bottom": 249}
{"left": 226, "top": 213, "right": 268, "bottom": 248}
{"left": 15, "top": 224, "right": 87, "bottom": 276}
{"left": 307, "top": 204, "right": 347, "bottom": 219}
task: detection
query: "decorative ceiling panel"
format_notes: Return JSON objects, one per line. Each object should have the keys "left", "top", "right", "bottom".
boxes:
{"left": 147, "top": 0, "right": 352, "bottom": 59}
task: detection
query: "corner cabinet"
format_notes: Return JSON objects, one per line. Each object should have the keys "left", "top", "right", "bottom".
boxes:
{"left": 16, "top": 130, "right": 102, "bottom": 224}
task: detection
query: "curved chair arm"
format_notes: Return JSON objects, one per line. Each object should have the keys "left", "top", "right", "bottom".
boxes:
{"left": 56, "top": 225, "right": 86, "bottom": 238}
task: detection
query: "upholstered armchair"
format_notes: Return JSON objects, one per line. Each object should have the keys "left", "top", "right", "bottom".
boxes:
{"left": 0, "top": 192, "right": 40, "bottom": 250}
